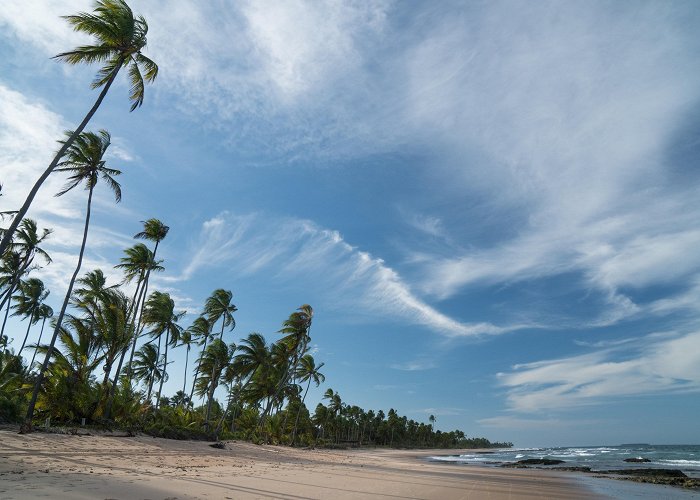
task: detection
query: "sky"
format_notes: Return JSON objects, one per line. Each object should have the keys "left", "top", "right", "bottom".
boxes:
{"left": 1, "top": 0, "right": 699, "bottom": 447}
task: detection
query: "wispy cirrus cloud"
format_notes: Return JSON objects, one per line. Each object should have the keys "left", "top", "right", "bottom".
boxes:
{"left": 495, "top": 329, "right": 700, "bottom": 414}
{"left": 390, "top": 359, "right": 436, "bottom": 371}
{"left": 175, "top": 211, "right": 527, "bottom": 338}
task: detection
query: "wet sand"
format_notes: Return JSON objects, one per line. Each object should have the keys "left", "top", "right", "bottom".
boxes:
{"left": 0, "top": 429, "right": 603, "bottom": 499}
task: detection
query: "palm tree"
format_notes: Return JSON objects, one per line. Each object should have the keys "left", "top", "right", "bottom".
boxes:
{"left": 34, "top": 314, "right": 104, "bottom": 422}
{"left": 29, "top": 304, "right": 54, "bottom": 368}
{"left": 261, "top": 305, "right": 313, "bottom": 424}
{"left": 125, "top": 219, "right": 169, "bottom": 378}
{"left": 0, "top": 219, "right": 52, "bottom": 327}
{"left": 178, "top": 327, "right": 194, "bottom": 399}
{"left": 130, "top": 342, "right": 163, "bottom": 402}
{"left": 187, "top": 316, "right": 213, "bottom": 401}
{"left": 194, "top": 339, "right": 235, "bottom": 432}
{"left": 106, "top": 243, "right": 162, "bottom": 418}
{"left": 291, "top": 354, "right": 325, "bottom": 445}
{"left": 204, "top": 289, "right": 237, "bottom": 341}
{"left": 141, "top": 291, "right": 184, "bottom": 409}
{"left": 24, "top": 129, "right": 121, "bottom": 431}
{"left": 12, "top": 278, "right": 49, "bottom": 356}
{"left": 0, "top": 0, "right": 157, "bottom": 258}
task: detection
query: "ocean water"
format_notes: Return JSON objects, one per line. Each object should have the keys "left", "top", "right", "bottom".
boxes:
{"left": 429, "top": 444, "right": 700, "bottom": 478}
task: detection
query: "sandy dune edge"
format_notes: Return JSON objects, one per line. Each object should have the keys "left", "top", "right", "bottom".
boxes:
{"left": 0, "top": 430, "right": 599, "bottom": 499}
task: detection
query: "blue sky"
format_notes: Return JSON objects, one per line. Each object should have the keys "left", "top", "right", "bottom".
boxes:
{"left": 1, "top": 0, "right": 700, "bottom": 447}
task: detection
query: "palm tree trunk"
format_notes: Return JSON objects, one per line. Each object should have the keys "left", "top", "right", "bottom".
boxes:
{"left": 147, "top": 334, "right": 161, "bottom": 405}
{"left": 104, "top": 274, "right": 145, "bottom": 419}
{"left": 181, "top": 346, "right": 189, "bottom": 397}
{"left": 204, "top": 369, "right": 218, "bottom": 433}
{"left": 23, "top": 185, "right": 95, "bottom": 432}
{"left": 0, "top": 63, "right": 122, "bottom": 258}
{"left": 189, "top": 333, "right": 209, "bottom": 401}
{"left": 124, "top": 236, "right": 159, "bottom": 384}
{"left": 291, "top": 378, "right": 312, "bottom": 446}
{"left": 125, "top": 272, "right": 150, "bottom": 380}
{"left": 29, "top": 316, "right": 47, "bottom": 368}
{"left": 0, "top": 299, "right": 12, "bottom": 343}
{"left": 17, "top": 309, "right": 36, "bottom": 356}
{"left": 155, "top": 331, "right": 169, "bottom": 410}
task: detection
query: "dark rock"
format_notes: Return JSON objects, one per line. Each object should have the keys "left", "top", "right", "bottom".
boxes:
{"left": 552, "top": 466, "right": 592, "bottom": 473}
{"left": 600, "top": 468, "right": 687, "bottom": 478}
{"left": 624, "top": 457, "right": 651, "bottom": 463}
{"left": 516, "top": 458, "right": 566, "bottom": 465}
{"left": 209, "top": 441, "right": 226, "bottom": 449}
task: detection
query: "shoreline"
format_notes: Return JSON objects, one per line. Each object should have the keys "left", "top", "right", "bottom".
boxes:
{"left": 0, "top": 429, "right": 695, "bottom": 499}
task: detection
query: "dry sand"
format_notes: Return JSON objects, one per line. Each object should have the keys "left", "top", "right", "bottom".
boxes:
{"left": 0, "top": 429, "right": 601, "bottom": 499}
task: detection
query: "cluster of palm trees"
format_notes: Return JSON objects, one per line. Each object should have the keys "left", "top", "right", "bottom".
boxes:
{"left": 0, "top": 0, "right": 512, "bottom": 450}
{"left": 311, "top": 392, "right": 512, "bottom": 449}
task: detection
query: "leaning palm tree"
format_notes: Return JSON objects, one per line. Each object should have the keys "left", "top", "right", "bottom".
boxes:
{"left": 105, "top": 243, "right": 162, "bottom": 418}
{"left": 204, "top": 289, "right": 237, "bottom": 341}
{"left": 0, "top": 0, "right": 157, "bottom": 258}
{"left": 12, "top": 278, "right": 49, "bottom": 356}
{"left": 24, "top": 129, "right": 122, "bottom": 431}
{"left": 178, "top": 327, "right": 194, "bottom": 399}
{"left": 0, "top": 219, "right": 52, "bottom": 314}
{"left": 126, "top": 219, "right": 169, "bottom": 377}
{"left": 141, "top": 291, "right": 184, "bottom": 409}
{"left": 291, "top": 354, "right": 325, "bottom": 446}
{"left": 187, "top": 316, "right": 213, "bottom": 401}
{"left": 130, "top": 342, "right": 163, "bottom": 403}
{"left": 195, "top": 339, "right": 235, "bottom": 432}
{"left": 29, "top": 304, "right": 54, "bottom": 368}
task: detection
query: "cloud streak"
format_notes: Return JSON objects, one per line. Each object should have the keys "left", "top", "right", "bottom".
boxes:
{"left": 177, "top": 211, "right": 525, "bottom": 338}
{"left": 496, "top": 330, "right": 700, "bottom": 413}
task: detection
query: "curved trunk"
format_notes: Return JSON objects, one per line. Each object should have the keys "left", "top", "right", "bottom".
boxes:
{"left": 125, "top": 273, "right": 149, "bottom": 380}
{"left": 29, "top": 316, "right": 47, "bottom": 368}
{"left": 0, "top": 299, "right": 12, "bottom": 340}
{"left": 154, "top": 330, "right": 169, "bottom": 410}
{"left": 104, "top": 272, "right": 145, "bottom": 419}
{"left": 189, "top": 332, "right": 210, "bottom": 401}
{"left": 125, "top": 238, "right": 159, "bottom": 383}
{"left": 0, "top": 63, "right": 122, "bottom": 258}
{"left": 146, "top": 334, "right": 161, "bottom": 404}
{"left": 204, "top": 365, "right": 218, "bottom": 433}
{"left": 181, "top": 345, "right": 189, "bottom": 397}
{"left": 17, "top": 308, "right": 36, "bottom": 356}
{"left": 291, "top": 378, "right": 312, "bottom": 446}
{"left": 24, "top": 185, "right": 95, "bottom": 431}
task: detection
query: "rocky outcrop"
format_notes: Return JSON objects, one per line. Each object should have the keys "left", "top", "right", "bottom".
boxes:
{"left": 623, "top": 457, "right": 651, "bottom": 463}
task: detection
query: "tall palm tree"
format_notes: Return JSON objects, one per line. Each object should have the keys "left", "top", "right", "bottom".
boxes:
{"left": 261, "top": 305, "right": 313, "bottom": 424}
{"left": 29, "top": 304, "right": 54, "bottom": 368}
{"left": 130, "top": 342, "right": 163, "bottom": 402}
{"left": 34, "top": 313, "right": 104, "bottom": 421}
{"left": 204, "top": 289, "right": 237, "bottom": 341}
{"left": 141, "top": 291, "right": 184, "bottom": 409}
{"left": 0, "top": 0, "right": 157, "bottom": 258}
{"left": 178, "top": 327, "right": 194, "bottom": 399}
{"left": 291, "top": 354, "right": 325, "bottom": 445}
{"left": 24, "top": 129, "right": 121, "bottom": 431}
{"left": 12, "top": 278, "right": 49, "bottom": 356}
{"left": 126, "top": 219, "right": 169, "bottom": 377}
{"left": 188, "top": 316, "right": 213, "bottom": 401}
{"left": 194, "top": 339, "right": 235, "bottom": 432}
{"left": 0, "top": 219, "right": 52, "bottom": 316}
{"left": 106, "top": 243, "right": 162, "bottom": 418}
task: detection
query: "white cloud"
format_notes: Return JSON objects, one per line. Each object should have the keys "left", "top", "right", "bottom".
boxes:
{"left": 177, "top": 211, "right": 525, "bottom": 338}
{"left": 390, "top": 360, "right": 435, "bottom": 371}
{"left": 496, "top": 330, "right": 700, "bottom": 413}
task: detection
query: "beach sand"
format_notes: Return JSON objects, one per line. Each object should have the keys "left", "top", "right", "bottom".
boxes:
{"left": 0, "top": 429, "right": 601, "bottom": 499}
